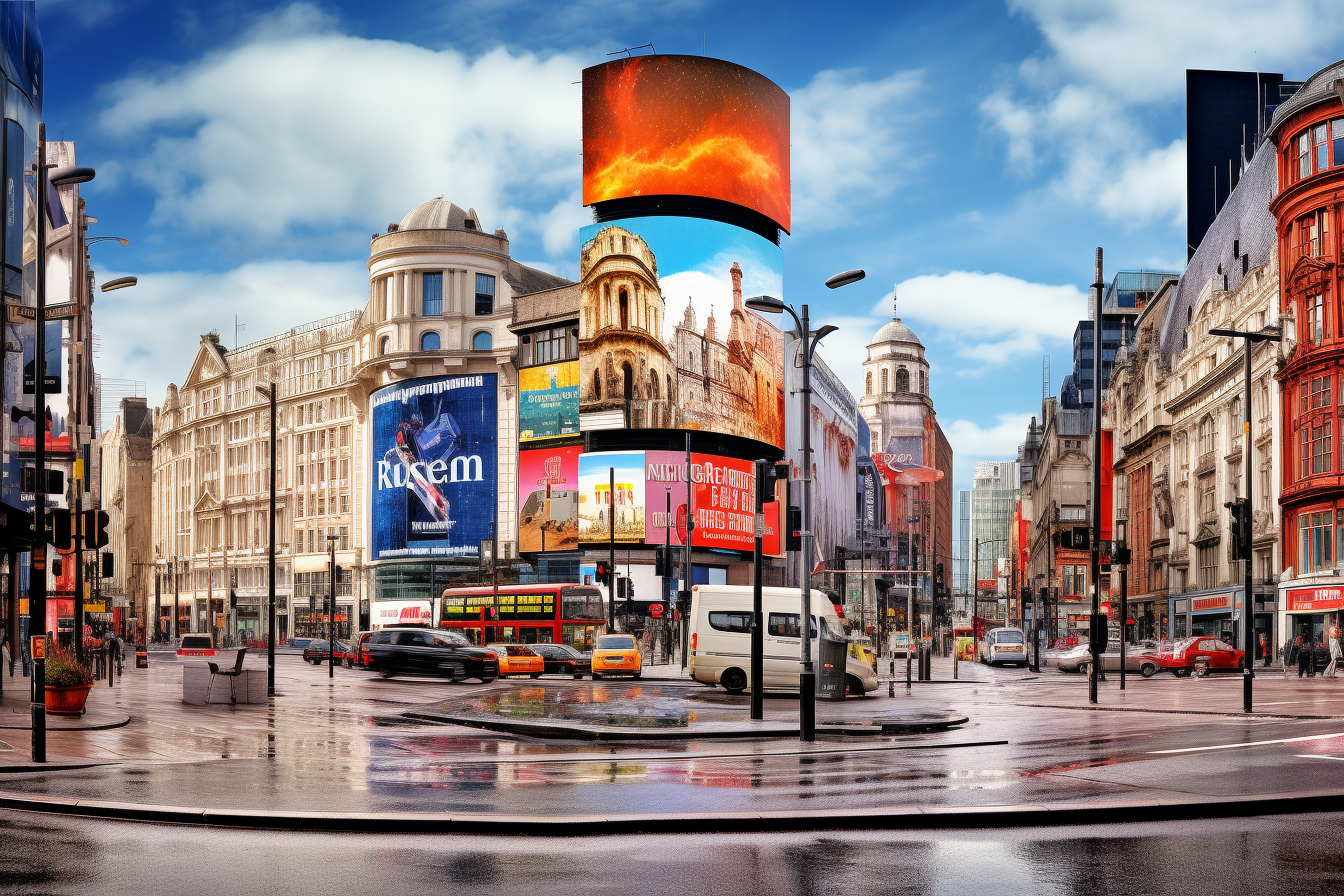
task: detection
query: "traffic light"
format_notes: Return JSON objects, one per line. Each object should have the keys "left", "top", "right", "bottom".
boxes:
{"left": 45, "top": 508, "right": 72, "bottom": 550}
{"left": 83, "top": 509, "right": 109, "bottom": 549}
{"left": 1225, "top": 498, "right": 1251, "bottom": 561}
{"left": 617, "top": 577, "right": 632, "bottom": 600}
{"left": 756, "top": 460, "right": 789, "bottom": 508}
{"left": 935, "top": 562, "right": 945, "bottom": 588}
{"left": 654, "top": 545, "right": 680, "bottom": 577}
{"left": 595, "top": 560, "right": 612, "bottom": 588}
{"left": 101, "top": 552, "right": 114, "bottom": 579}
{"left": 786, "top": 506, "right": 802, "bottom": 552}
{"left": 1090, "top": 614, "right": 1109, "bottom": 651}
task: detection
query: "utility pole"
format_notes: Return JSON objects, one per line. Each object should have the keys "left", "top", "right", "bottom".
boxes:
{"left": 1088, "top": 247, "right": 1104, "bottom": 705}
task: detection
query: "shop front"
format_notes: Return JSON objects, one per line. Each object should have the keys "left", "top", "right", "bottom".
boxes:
{"left": 1169, "top": 589, "right": 1236, "bottom": 641}
{"left": 1280, "top": 583, "right": 1344, "bottom": 655}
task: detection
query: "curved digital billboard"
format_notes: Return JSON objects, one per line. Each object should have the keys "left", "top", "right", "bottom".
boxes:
{"left": 577, "top": 215, "right": 785, "bottom": 449}
{"left": 370, "top": 375, "right": 497, "bottom": 561}
{"left": 583, "top": 55, "right": 790, "bottom": 232}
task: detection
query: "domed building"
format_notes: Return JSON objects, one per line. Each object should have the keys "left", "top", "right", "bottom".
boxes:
{"left": 859, "top": 291, "right": 933, "bottom": 458}
{"left": 350, "top": 198, "right": 573, "bottom": 609}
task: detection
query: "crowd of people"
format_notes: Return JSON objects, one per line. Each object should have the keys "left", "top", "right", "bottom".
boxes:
{"left": 1284, "top": 632, "right": 1344, "bottom": 677}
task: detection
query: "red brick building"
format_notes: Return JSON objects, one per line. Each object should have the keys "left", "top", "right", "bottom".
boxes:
{"left": 1272, "top": 63, "right": 1344, "bottom": 646}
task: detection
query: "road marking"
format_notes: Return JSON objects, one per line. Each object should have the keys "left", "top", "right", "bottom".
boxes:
{"left": 1297, "top": 754, "right": 1344, "bottom": 761}
{"left": 1150, "top": 731, "right": 1344, "bottom": 754}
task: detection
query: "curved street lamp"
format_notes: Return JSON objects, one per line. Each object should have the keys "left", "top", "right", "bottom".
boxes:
{"left": 99, "top": 276, "right": 137, "bottom": 293}
{"left": 744, "top": 268, "right": 864, "bottom": 742}
{"left": 86, "top": 236, "right": 129, "bottom": 248}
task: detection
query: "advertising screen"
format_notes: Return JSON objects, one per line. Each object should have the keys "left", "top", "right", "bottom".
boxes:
{"left": 370, "top": 375, "right": 497, "bottom": 561}
{"left": 577, "top": 450, "right": 645, "bottom": 544}
{"left": 786, "top": 345, "right": 857, "bottom": 566}
{"left": 518, "top": 360, "right": 579, "bottom": 442}
{"left": 645, "top": 451, "right": 759, "bottom": 552}
{"left": 582, "top": 55, "right": 791, "bottom": 232}
{"left": 577, "top": 216, "right": 785, "bottom": 449}
{"left": 518, "top": 444, "right": 581, "bottom": 553}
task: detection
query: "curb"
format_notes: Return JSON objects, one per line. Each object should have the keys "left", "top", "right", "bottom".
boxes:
{"left": 4, "top": 787, "right": 1344, "bottom": 834}
{"left": 0, "top": 712, "right": 132, "bottom": 731}
{"left": 1011, "top": 702, "right": 1344, "bottom": 721}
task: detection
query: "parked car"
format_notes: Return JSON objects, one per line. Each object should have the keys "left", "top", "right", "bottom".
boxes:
{"left": 591, "top": 633, "right": 642, "bottom": 680}
{"left": 363, "top": 628, "right": 499, "bottom": 682}
{"left": 486, "top": 643, "right": 545, "bottom": 678}
{"left": 530, "top": 643, "right": 591, "bottom": 678}
{"left": 1056, "top": 642, "right": 1160, "bottom": 677}
{"left": 979, "top": 627, "right": 1028, "bottom": 666}
{"left": 176, "top": 633, "right": 216, "bottom": 658}
{"left": 1155, "top": 637, "right": 1245, "bottom": 677}
{"left": 303, "top": 639, "right": 349, "bottom": 665}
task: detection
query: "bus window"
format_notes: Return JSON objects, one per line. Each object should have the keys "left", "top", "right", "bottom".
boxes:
{"left": 561, "top": 586, "right": 604, "bottom": 621}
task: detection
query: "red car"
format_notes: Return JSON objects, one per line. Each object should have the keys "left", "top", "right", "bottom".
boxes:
{"left": 1155, "top": 637, "right": 1245, "bottom": 677}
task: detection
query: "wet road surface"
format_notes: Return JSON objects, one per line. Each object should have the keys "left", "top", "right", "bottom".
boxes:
{"left": 4, "top": 810, "right": 1344, "bottom": 896}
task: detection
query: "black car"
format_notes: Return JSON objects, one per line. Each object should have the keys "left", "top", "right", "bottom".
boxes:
{"left": 303, "top": 639, "right": 349, "bottom": 665}
{"left": 530, "top": 643, "right": 592, "bottom": 678}
{"left": 363, "top": 628, "right": 499, "bottom": 682}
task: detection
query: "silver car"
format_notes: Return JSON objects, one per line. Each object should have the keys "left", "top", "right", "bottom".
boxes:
{"left": 1056, "top": 642, "right": 1160, "bottom": 677}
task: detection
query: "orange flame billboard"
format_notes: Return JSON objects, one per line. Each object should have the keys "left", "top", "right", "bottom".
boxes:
{"left": 583, "top": 55, "right": 790, "bottom": 232}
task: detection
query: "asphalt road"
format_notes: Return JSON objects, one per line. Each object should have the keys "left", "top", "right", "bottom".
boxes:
{"left": 4, "top": 811, "right": 1344, "bottom": 896}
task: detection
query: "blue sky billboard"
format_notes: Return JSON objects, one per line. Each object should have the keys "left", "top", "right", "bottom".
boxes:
{"left": 370, "top": 374, "right": 497, "bottom": 561}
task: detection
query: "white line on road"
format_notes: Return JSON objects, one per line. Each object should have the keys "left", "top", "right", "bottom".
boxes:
{"left": 1297, "top": 754, "right": 1344, "bottom": 761}
{"left": 1151, "top": 732, "right": 1344, "bottom": 754}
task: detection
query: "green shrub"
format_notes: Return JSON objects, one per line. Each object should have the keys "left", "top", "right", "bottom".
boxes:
{"left": 44, "top": 646, "right": 92, "bottom": 688}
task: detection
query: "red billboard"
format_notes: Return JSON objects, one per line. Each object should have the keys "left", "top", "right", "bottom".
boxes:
{"left": 518, "top": 445, "right": 582, "bottom": 552}
{"left": 582, "top": 55, "right": 791, "bottom": 232}
{"left": 645, "top": 451, "right": 777, "bottom": 553}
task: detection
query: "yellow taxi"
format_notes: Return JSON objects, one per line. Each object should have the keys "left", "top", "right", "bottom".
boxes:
{"left": 590, "top": 633, "right": 642, "bottom": 680}
{"left": 848, "top": 638, "right": 877, "bottom": 668}
{"left": 486, "top": 643, "right": 545, "bottom": 678}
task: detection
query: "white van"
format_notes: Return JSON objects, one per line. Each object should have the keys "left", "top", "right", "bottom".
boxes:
{"left": 689, "top": 585, "right": 880, "bottom": 696}
{"left": 979, "top": 626, "right": 1028, "bottom": 666}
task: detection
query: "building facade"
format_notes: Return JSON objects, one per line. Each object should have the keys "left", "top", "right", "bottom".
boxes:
{"left": 1268, "top": 61, "right": 1344, "bottom": 649}
{"left": 98, "top": 398, "right": 153, "bottom": 640}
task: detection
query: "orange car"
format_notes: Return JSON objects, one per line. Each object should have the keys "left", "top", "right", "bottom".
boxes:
{"left": 591, "top": 633, "right": 642, "bottom": 680}
{"left": 486, "top": 644, "right": 545, "bottom": 678}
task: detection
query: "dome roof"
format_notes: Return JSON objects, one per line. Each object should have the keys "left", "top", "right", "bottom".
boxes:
{"left": 397, "top": 197, "right": 481, "bottom": 232}
{"left": 871, "top": 289, "right": 922, "bottom": 347}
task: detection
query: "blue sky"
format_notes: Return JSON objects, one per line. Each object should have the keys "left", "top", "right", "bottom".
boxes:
{"left": 37, "top": 0, "right": 1344, "bottom": 494}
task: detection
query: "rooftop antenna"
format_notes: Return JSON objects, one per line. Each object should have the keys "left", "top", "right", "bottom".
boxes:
{"left": 1042, "top": 355, "right": 1051, "bottom": 403}
{"left": 607, "top": 43, "right": 656, "bottom": 58}
{"left": 234, "top": 314, "right": 245, "bottom": 351}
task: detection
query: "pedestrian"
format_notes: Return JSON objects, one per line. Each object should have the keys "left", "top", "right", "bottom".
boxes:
{"left": 1314, "top": 639, "right": 1331, "bottom": 677}
{"left": 1298, "top": 637, "right": 1311, "bottom": 677}
{"left": 1329, "top": 635, "right": 1342, "bottom": 678}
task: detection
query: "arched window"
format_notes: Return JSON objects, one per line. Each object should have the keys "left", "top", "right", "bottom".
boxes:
{"left": 619, "top": 288, "right": 629, "bottom": 330}
{"left": 421, "top": 331, "right": 441, "bottom": 351}
{"left": 379, "top": 335, "right": 391, "bottom": 356}
{"left": 621, "top": 362, "right": 634, "bottom": 400}
{"left": 880, "top": 369, "right": 889, "bottom": 392}
{"left": 472, "top": 331, "right": 492, "bottom": 351}
{"left": 650, "top": 370, "right": 659, "bottom": 399}
{"left": 593, "top": 368, "right": 602, "bottom": 399}
{"left": 895, "top": 367, "right": 910, "bottom": 392}
{"left": 919, "top": 370, "right": 926, "bottom": 394}
{"left": 866, "top": 371, "right": 872, "bottom": 395}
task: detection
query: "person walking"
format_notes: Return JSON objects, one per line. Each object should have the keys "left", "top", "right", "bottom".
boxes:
{"left": 1328, "top": 634, "right": 1342, "bottom": 678}
{"left": 1298, "top": 636, "right": 1312, "bottom": 677}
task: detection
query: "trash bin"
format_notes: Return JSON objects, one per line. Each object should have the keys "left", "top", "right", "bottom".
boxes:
{"left": 817, "top": 629, "right": 847, "bottom": 701}
{"left": 135, "top": 650, "right": 148, "bottom": 669}
{"left": 918, "top": 642, "right": 932, "bottom": 680}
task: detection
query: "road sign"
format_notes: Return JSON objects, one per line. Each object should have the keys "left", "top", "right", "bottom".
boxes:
{"left": 43, "top": 302, "right": 78, "bottom": 320}
{"left": 30, "top": 635, "right": 44, "bottom": 660}
{"left": 6, "top": 304, "right": 35, "bottom": 322}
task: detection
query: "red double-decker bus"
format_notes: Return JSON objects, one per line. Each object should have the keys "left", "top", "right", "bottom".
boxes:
{"left": 436, "top": 583, "right": 606, "bottom": 651}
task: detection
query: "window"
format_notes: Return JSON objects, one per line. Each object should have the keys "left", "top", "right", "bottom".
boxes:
{"left": 379, "top": 335, "right": 391, "bottom": 356}
{"left": 866, "top": 371, "right": 872, "bottom": 395}
{"left": 1299, "top": 130, "right": 1312, "bottom": 180}
{"left": 475, "top": 273, "right": 495, "bottom": 315}
{"left": 919, "top": 370, "right": 926, "bottom": 394}
{"left": 422, "top": 272, "right": 443, "bottom": 316}
{"left": 1307, "top": 293, "right": 1324, "bottom": 344}
{"left": 472, "top": 331, "right": 492, "bottom": 351}
{"left": 522, "top": 326, "right": 576, "bottom": 366}
{"left": 894, "top": 367, "right": 909, "bottom": 392}
{"left": 880, "top": 368, "right": 888, "bottom": 392}
{"left": 1301, "top": 510, "right": 1334, "bottom": 573}
{"left": 767, "top": 613, "right": 819, "bottom": 639}
{"left": 708, "top": 612, "right": 752, "bottom": 633}
{"left": 1301, "top": 419, "right": 1333, "bottom": 476}
{"left": 1198, "top": 416, "right": 1217, "bottom": 456}
{"left": 1304, "top": 375, "right": 1332, "bottom": 413}
{"left": 1334, "top": 118, "right": 1344, "bottom": 170}
{"left": 1316, "top": 123, "right": 1331, "bottom": 173}
{"left": 420, "top": 331, "right": 440, "bottom": 351}
{"left": 1197, "top": 544, "right": 1219, "bottom": 590}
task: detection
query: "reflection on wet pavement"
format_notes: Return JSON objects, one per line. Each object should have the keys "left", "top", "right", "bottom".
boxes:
{"left": 450, "top": 683, "right": 692, "bottom": 728}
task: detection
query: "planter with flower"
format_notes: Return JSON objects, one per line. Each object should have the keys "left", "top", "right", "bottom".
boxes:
{"left": 44, "top": 646, "right": 93, "bottom": 715}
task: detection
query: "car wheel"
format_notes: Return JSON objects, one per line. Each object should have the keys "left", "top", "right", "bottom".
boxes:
{"left": 1140, "top": 663, "right": 1158, "bottom": 678}
{"left": 1172, "top": 667, "right": 1191, "bottom": 678}
{"left": 1193, "top": 660, "right": 1210, "bottom": 678}
{"left": 844, "top": 675, "right": 863, "bottom": 697}
{"left": 721, "top": 668, "right": 748, "bottom": 693}
{"left": 573, "top": 674, "right": 583, "bottom": 680}
{"left": 479, "top": 675, "right": 497, "bottom": 684}
{"left": 346, "top": 658, "right": 354, "bottom": 669}
{"left": 592, "top": 673, "right": 603, "bottom": 680}
{"left": 1077, "top": 662, "right": 1090, "bottom": 677}
{"left": 380, "top": 668, "right": 396, "bottom": 679}
{"left": 530, "top": 673, "right": 542, "bottom": 679}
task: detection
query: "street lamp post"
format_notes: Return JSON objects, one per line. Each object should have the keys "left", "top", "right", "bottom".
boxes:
{"left": 255, "top": 383, "right": 277, "bottom": 696}
{"left": 1209, "top": 324, "right": 1282, "bottom": 714}
{"left": 326, "top": 535, "right": 337, "bottom": 679}
{"left": 746, "top": 268, "right": 862, "bottom": 743}
{"left": 27, "top": 125, "right": 96, "bottom": 763}
{"left": 1088, "top": 248, "right": 1104, "bottom": 706}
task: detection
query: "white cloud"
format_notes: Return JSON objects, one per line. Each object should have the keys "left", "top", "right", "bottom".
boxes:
{"left": 98, "top": 4, "right": 583, "bottom": 257}
{"left": 791, "top": 68, "right": 925, "bottom": 228}
{"left": 945, "top": 411, "right": 1036, "bottom": 485}
{"left": 985, "top": 0, "right": 1344, "bottom": 226}
{"left": 96, "top": 259, "right": 368, "bottom": 404}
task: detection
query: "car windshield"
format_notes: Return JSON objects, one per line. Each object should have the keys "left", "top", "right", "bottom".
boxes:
{"left": 993, "top": 631, "right": 1024, "bottom": 644}
{"left": 597, "top": 635, "right": 635, "bottom": 650}
{"left": 505, "top": 646, "right": 536, "bottom": 657}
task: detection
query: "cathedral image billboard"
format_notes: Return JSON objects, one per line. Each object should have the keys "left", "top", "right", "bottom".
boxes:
{"left": 369, "top": 375, "right": 497, "bottom": 561}
{"left": 582, "top": 55, "right": 791, "bottom": 232}
{"left": 577, "top": 215, "right": 785, "bottom": 450}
